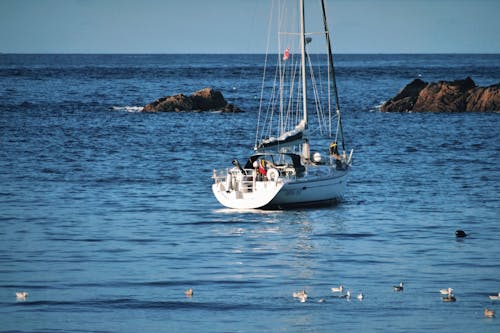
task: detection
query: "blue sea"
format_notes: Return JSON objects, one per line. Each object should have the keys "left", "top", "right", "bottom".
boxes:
{"left": 0, "top": 54, "right": 499, "bottom": 333}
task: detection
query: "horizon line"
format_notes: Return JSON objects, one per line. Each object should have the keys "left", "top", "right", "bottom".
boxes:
{"left": 2, "top": 52, "right": 500, "bottom": 56}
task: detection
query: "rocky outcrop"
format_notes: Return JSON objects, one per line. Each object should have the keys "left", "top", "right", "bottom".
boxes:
{"left": 465, "top": 84, "right": 500, "bottom": 111}
{"left": 381, "top": 77, "right": 500, "bottom": 112}
{"left": 381, "top": 78, "right": 427, "bottom": 112}
{"left": 143, "top": 87, "right": 242, "bottom": 113}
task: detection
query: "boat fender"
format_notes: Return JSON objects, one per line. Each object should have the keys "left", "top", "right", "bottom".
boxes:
{"left": 267, "top": 168, "right": 279, "bottom": 182}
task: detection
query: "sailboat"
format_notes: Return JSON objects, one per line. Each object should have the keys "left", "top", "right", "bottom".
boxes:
{"left": 212, "top": 0, "right": 353, "bottom": 209}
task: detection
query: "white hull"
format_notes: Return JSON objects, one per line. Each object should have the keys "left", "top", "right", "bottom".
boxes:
{"left": 268, "top": 168, "right": 348, "bottom": 208}
{"left": 212, "top": 165, "right": 349, "bottom": 209}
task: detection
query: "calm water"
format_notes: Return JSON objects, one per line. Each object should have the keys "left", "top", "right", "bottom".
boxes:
{"left": 0, "top": 54, "right": 499, "bottom": 332}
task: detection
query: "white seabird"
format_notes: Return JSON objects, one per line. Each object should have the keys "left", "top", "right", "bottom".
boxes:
{"left": 393, "top": 282, "right": 404, "bottom": 292}
{"left": 488, "top": 292, "right": 500, "bottom": 300}
{"left": 293, "top": 290, "right": 308, "bottom": 303}
{"left": 340, "top": 290, "right": 351, "bottom": 300}
{"left": 331, "top": 285, "right": 343, "bottom": 293}
{"left": 440, "top": 287, "right": 453, "bottom": 295}
{"left": 16, "top": 292, "right": 28, "bottom": 300}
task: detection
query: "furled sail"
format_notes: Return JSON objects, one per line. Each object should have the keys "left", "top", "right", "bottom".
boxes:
{"left": 256, "top": 119, "right": 306, "bottom": 151}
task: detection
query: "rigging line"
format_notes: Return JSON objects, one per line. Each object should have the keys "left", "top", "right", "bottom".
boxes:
{"left": 269, "top": 57, "right": 281, "bottom": 138}
{"left": 262, "top": 44, "right": 279, "bottom": 142}
{"left": 278, "top": 0, "right": 295, "bottom": 135}
{"left": 317, "top": 53, "right": 335, "bottom": 138}
{"left": 314, "top": 53, "right": 330, "bottom": 136}
{"left": 295, "top": 70, "right": 301, "bottom": 131}
{"left": 265, "top": 62, "right": 279, "bottom": 141}
{"left": 335, "top": 111, "right": 340, "bottom": 142}
{"left": 261, "top": 0, "right": 287, "bottom": 145}
{"left": 279, "top": 32, "right": 284, "bottom": 135}
{"left": 317, "top": 68, "right": 328, "bottom": 135}
{"left": 283, "top": 57, "right": 292, "bottom": 134}
{"left": 292, "top": 56, "right": 301, "bottom": 130}
{"left": 255, "top": 0, "right": 276, "bottom": 150}
{"left": 314, "top": 53, "right": 324, "bottom": 105}
{"left": 284, "top": 46, "right": 299, "bottom": 134}
{"left": 326, "top": 52, "right": 332, "bottom": 137}
{"left": 320, "top": 0, "right": 346, "bottom": 151}
{"left": 306, "top": 51, "right": 325, "bottom": 136}
{"left": 277, "top": 0, "right": 299, "bottom": 138}
{"left": 278, "top": 0, "right": 291, "bottom": 137}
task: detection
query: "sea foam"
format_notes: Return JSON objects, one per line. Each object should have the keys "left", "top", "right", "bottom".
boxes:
{"left": 111, "top": 106, "right": 143, "bottom": 112}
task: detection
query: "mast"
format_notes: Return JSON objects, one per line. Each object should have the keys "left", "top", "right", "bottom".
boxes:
{"left": 299, "top": 0, "right": 307, "bottom": 129}
{"left": 321, "top": 0, "right": 346, "bottom": 151}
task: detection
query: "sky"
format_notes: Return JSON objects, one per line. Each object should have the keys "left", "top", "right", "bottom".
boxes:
{"left": 0, "top": 0, "right": 499, "bottom": 54}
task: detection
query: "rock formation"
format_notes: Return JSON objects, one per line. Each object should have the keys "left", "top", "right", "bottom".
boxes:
{"left": 381, "top": 77, "right": 500, "bottom": 112}
{"left": 142, "top": 87, "right": 242, "bottom": 113}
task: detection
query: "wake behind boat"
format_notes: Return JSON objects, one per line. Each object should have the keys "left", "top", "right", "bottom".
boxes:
{"left": 212, "top": 0, "right": 353, "bottom": 209}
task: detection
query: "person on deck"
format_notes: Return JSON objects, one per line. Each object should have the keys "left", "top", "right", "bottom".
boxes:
{"left": 329, "top": 142, "right": 343, "bottom": 169}
{"left": 258, "top": 159, "right": 267, "bottom": 177}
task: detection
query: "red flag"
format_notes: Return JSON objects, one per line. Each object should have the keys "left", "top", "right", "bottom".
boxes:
{"left": 282, "top": 47, "right": 290, "bottom": 61}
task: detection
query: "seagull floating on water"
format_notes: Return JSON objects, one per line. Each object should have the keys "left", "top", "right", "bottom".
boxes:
{"left": 357, "top": 293, "right": 364, "bottom": 301}
{"left": 393, "top": 282, "right": 404, "bottom": 292}
{"left": 293, "top": 290, "right": 308, "bottom": 303}
{"left": 340, "top": 290, "right": 351, "bottom": 300}
{"left": 292, "top": 290, "right": 307, "bottom": 298}
{"left": 16, "top": 292, "right": 28, "bottom": 300}
{"left": 484, "top": 307, "right": 495, "bottom": 318}
{"left": 488, "top": 292, "right": 500, "bottom": 300}
{"left": 185, "top": 288, "right": 193, "bottom": 297}
{"left": 440, "top": 287, "right": 456, "bottom": 302}
{"left": 331, "top": 285, "right": 343, "bottom": 293}
{"left": 440, "top": 288, "right": 453, "bottom": 295}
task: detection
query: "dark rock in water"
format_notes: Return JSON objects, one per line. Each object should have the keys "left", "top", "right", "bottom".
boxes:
{"left": 381, "top": 77, "right": 500, "bottom": 112}
{"left": 455, "top": 230, "right": 467, "bottom": 238}
{"left": 190, "top": 88, "right": 226, "bottom": 111}
{"left": 381, "top": 78, "right": 427, "bottom": 112}
{"left": 222, "top": 103, "right": 242, "bottom": 113}
{"left": 413, "top": 77, "right": 475, "bottom": 112}
{"left": 466, "top": 84, "right": 500, "bottom": 111}
{"left": 142, "top": 87, "right": 242, "bottom": 113}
